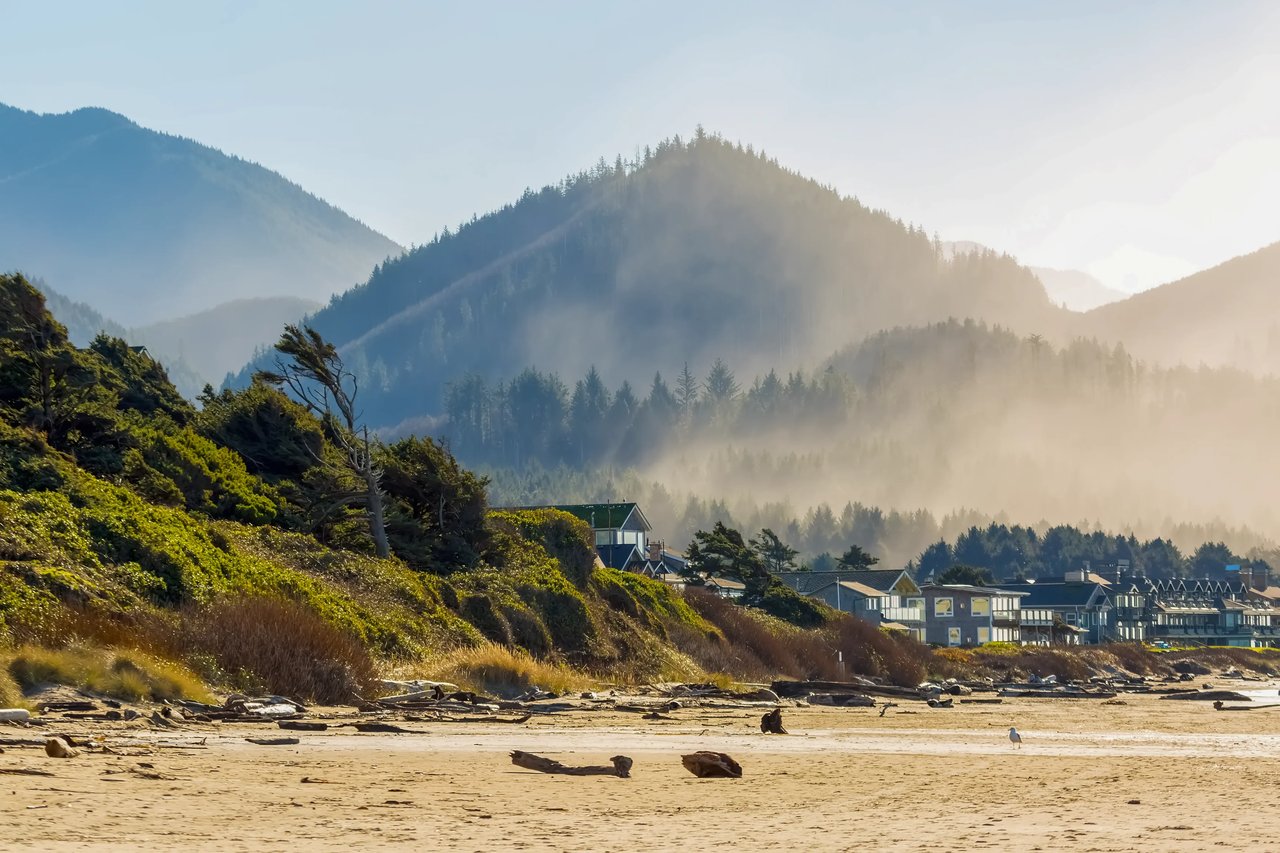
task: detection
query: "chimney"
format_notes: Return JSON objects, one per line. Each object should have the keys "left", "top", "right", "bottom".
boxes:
{"left": 1065, "top": 568, "right": 1087, "bottom": 583}
{"left": 648, "top": 539, "right": 662, "bottom": 561}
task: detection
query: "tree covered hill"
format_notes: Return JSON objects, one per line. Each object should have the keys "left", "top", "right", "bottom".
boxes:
{"left": 228, "top": 131, "right": 1068, "bottom": 429}
{"left": 0, "top": 104, "right": 401, "bottom": 325}
{"left": 445, "top": 319, "right": 1280, "bottom": 553}
{"left": 1082, "top": 240, "right": 1280, "bottom": 374}
{"left": 0, "top": 272, "right": 734, "bottom": 697}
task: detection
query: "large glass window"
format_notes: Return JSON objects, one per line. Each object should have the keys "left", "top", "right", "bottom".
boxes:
{"left": 934, "top": 597, "right": 954, "bottom": 618}
{"left": 971, "top": 597, "right": 990, "bottom": 617}
{"left": 947, "top": 627, "right": 961, "bottom": 646}
{"left": 595, "top": 531, "right": 614, "bottom": 547}
{"left": 977, "top": 627, "right": 990, "bottom": 644}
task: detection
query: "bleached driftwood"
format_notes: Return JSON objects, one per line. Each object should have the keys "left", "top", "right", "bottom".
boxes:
{"left": 510, "top": 750, "right": 632, "bottom": 778}
{"left": 680, "top": 751, "right": 742, "bottom": 779}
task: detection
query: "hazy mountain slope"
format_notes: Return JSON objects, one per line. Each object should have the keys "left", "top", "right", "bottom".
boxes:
{"left": 28, "top": 277, "right": 129, "bottom": 345}
{"left": 1083, "top": 241, "right": 1280, "bottom": 373}
{"left": 1031, "top": 266, "right": 1126, "bottom": 311}
{"left": 646, "top": 319, "right": 1280, "bottom": 541}
{"left": 230, "top": 134, "right": 1066, "bottom": 427}
{"left": 0, "top": 103, "right": 401, "bottom": 325}
{"left": 133, "top": 296, "right": 320, "bottom": 392}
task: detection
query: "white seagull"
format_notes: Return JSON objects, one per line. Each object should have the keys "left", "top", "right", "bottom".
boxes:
{"left": 1009, "top": 727, "right": 1023, "bottom": 749}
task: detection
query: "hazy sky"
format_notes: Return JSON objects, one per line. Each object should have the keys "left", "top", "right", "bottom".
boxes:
{"left": 5, "top": 1, "right": 1278, "bottom": 294}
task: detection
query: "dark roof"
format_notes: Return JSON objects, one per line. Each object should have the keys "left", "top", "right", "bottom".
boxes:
{"left": 597, "top": 543, "right": 642, "bottom": 570}
{"left": 553, "top": 503, "right": 650, "bottom": 531}
{"left": 999, "top": 582, "right": 1104, "bottom": 609}
{"left": 776, "top": 569, "right": 912, "bottom": 595}
{"left": 922, "top": 583, "right": 1028, "bottom": 597}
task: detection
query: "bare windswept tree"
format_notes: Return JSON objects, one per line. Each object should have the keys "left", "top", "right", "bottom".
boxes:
{"left": 256, "top": 325, "right": 390, "bottom": 558}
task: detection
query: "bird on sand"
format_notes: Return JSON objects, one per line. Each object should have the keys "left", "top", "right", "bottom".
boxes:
{"left": 1009, "top": 727, "right": 1022, "bottom": 749}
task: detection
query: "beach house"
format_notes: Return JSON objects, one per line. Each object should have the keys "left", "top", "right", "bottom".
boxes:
{"left": 919, "top": 583, "right": 1028, "bottom": 646}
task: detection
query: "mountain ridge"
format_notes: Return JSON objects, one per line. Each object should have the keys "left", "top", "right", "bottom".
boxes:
{"left": 0, "top": 103, "right": 402, "bottom": 325}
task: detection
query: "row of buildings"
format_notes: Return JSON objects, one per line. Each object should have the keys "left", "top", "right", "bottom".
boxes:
{"left": 776, "top": 566, "right": 1280, "bottom": 648}
{"left": 549, "top": 502, "right": 1280, "bottom": 648}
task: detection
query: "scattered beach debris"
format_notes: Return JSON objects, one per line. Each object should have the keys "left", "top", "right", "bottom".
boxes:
{"left": 510, "top": 750, "right": 632, "bottom": 778}
{"left": 278, "top": 720, "right": 329, "bottom": 732}
{"left": 760, "top": 707, "right": 787, "bottom": 734}
{"left": 681, "top": 751, "right": 743, "bottom": 779}
{"left": 926, "top": 697, "right": 954, "bottom": 708}
{"left": 878, "top": 702, "right": 898, "bottom": 717}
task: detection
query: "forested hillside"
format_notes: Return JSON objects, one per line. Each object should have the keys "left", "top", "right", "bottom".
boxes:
{"left": 0, "top": 273, "right": 742, "bottom": 697}
{"left": 0, "top": 104, "right": 401, "bottom": 324}
{"left": 228, "top": 132, "right": 1066, "bottom": 427}
{"left": 1083, "top": 240, "right": 1280, "bottom": 374}
{"left": 452, "top": 320, "right": 1280, "bottom": 559}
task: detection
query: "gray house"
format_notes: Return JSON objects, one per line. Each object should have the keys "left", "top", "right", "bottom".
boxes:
{"left": 809, "top": 579, "right": 926, "bottom": 641}
{"left": 919, "top": 584, "right": 1028, "bottom": 646}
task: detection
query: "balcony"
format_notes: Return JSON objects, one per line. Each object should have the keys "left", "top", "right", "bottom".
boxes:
{"left": 878, "top": 606, "right": 924, "bottom": 624}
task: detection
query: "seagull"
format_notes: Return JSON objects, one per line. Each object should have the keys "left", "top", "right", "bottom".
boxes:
{"left": 1009, "top": 727, "right": 1022, "bottom": 749}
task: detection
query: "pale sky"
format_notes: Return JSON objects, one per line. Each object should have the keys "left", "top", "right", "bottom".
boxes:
{"left": 4, "top": 1, "right": 1279, "bottom": 294}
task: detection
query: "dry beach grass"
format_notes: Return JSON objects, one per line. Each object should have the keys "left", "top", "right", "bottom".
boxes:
{"left": 2, "top": 688, "right": 1278, "bottom": 851}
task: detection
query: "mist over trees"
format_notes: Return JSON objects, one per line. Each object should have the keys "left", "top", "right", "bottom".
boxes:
{"left": 228, "top": 131, "right": 1063, "bottom": 427}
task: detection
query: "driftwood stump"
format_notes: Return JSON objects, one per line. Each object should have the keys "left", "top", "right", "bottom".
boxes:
{"left": 45, "top": 737, "right": 80, "bottom": 759}
{"left": 760, "top": 708, "right": 787, "bottom": 734}
{"left": 510, "top": 751, "right": 632, "bottom": 778}
{"left": 681, "top": 751, "right": 742, "bottom": 779}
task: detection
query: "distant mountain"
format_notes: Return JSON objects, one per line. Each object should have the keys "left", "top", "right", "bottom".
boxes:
{"left": 1030, "top": 267, "right": 1126, "bottom": 312}
{"left": 31, "top": 279, "right": 310, "bottom": 396}
{"left": 1083, "top": 241, "right": 1280, "bottom": 373}
{"left": 940, "top": 242, "right": 1124, "bottom": 312}
{"left": 133, "top": 296, "right": 320, "bottom": 393}
{"left": 0, "top": 103, "right": 401, "bottom": 325}
{"left": 230, "top": 134, "right": 1067, "bottom": 428}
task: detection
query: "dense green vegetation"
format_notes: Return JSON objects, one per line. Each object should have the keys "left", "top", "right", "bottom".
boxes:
{"left": 0, "top": 273, "right": 734, "bottom": 700}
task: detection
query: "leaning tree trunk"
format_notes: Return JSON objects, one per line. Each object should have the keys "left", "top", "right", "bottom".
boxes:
{"left": 362, "top": 466, "right": 390, "bottom": 559}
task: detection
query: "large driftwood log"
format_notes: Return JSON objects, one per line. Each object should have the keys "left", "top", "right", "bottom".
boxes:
{"left": 760, "top": 708, "right": 787, "bottom": 734}
{"left": 510, "top": 750, "right": 632, "bottom": 777}
{"left": 681, "top": 751, "right": 742, "bottom": 779}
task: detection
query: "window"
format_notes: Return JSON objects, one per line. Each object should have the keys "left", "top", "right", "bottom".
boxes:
{"left": 977, "top": 627, "right": 990, "bottom": 644}
{"left": 947, "top": 627, "right": 961, "bottom": 646}
{"left": 595, "top": 531, "right": 614, "bottom": 547}
{"left": 971, "top": 597, "right": 990, "bottom": 617}
{"left": 934, "top": 597, "right": 954, "bottom": 618}
{"left": 907, "top": 597, "right": 924, "bottom": 611}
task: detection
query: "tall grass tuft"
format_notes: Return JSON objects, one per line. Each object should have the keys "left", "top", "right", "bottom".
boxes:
{"left": 178, "top": 597, "right": 380, "bottom": 704}
{"left": 5, "top": 645, "right": 213, "bottom": 703}
{"left": 421, "top": 644, "right": 592, "bottom": 697}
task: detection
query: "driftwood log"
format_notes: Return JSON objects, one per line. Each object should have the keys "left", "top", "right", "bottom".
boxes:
{"left": 244, "top": 737, "right": 300, "bottom": 746}
{"left": 681, "top": 751, "right": 743, "bottom": 779}
{"left": 760, "top": 708, "right": 787, "bottom": 734}
{"left": 1161, "top": 690, "right": 1250, "bottom": 702}
{"left": 510, "top": 750, "right": 632, "bottom": 778}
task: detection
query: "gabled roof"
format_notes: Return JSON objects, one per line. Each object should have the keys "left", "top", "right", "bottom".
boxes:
{"left": 706, "top": 576, "right": 746, "bottom": 591}
{"left": 999, "top": 582, "right": 1105, "bottom": 609}
{"left": 775, "top": 569, "right": 915, "bottom": 595}
{"left": 835, "top": 580, "right": 884, "bottom": 598}
{"left": 553, "top": 503, "right": 651, "bottom": 532}
{"left": 597, "top": 543, "right": 642, "bottom": 570}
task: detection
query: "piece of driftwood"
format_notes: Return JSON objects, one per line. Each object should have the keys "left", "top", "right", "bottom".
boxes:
{"left": 0, "top": 767, "right": 55, "bottom": 777}
{"left": 878, "top": 702, "right": 898, "bottom": 717}
{"left": 277, "top": 720, "right": 329, "bottom": 731}
{"left": 959, "top": 698, "right": 1003, "bottom": 704}
{"left": 44, "top": 737, "right": 80, "bottom": 759}
{"left": 926, "top": 697, "right": 953, "bottom": 708}
{"left": 39, "top": 701, "right": 98, "bottom": 713}
{"left": 244, "top": 737, "right": 300, "bottom": 746}
{"left": 1161, "top": 690, "right": 1250, "bottom": 702}
{"left": 408, "top": 714, "right": 532, "bottom": 725}
{"left": 760, "top": 708, "right": 787, "bottom": 734}
{"left": 350, "top": 722, "right": 418, "bottom": 734}
{"left": 681, "top": 751, "right": 742, "bottom": 779}
{"left": 510, "top": 750, "right": 632, "bottom": 778}
{"left": 1213, "top": 700, "right": 1280, "bottom": 711}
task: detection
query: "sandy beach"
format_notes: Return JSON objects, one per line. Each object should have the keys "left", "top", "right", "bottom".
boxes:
{"left": 4, "top": 689, "right": 1280, "bottom": 852}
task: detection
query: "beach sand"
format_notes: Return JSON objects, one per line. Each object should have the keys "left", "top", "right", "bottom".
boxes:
{"left": 3, "top": 690, "right": 1279, "bottom": 851}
